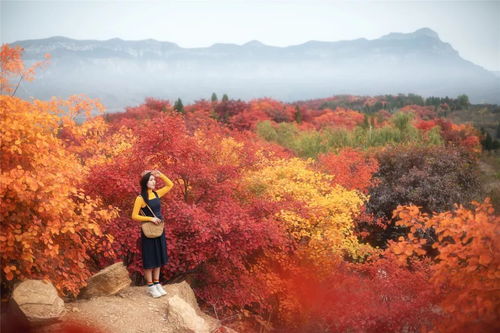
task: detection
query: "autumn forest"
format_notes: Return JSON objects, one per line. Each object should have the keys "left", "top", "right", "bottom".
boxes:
{"left": 1, "top": 44, "right": 499, "bottom": 332}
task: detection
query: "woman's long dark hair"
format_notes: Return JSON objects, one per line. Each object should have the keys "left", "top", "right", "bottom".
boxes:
{"left": 139, "top": 171, "right": 152, "bottom": 207}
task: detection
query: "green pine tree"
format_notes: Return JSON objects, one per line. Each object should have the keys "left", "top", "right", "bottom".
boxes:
{"left": 174, "top": 98, "right": 185, "bottom": 114}
{"left": 361, "top": 114, "right": 370, "bottom": 130}
{"left": 222, "top": 94, "right": 229, "bottom": 102}
{"left": 483, "top": 132, "right": 494, "bottom": 151}
{"left": 211, "top": 92, "right": 218, "bottom": 103}
{"left": 294, "top": 105, "right": 303, "bottom": 124}
{"left": 457, "top": 94, "right": 470, "bottom": 110}
{"left": 480, "top": 128, "right": 495, "bottom": 151}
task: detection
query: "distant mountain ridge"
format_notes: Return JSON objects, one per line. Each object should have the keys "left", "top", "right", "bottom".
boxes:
{"left": 12, "top": 28, "right": 500, "bottom": 111}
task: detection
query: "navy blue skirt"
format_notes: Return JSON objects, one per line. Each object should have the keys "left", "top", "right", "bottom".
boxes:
{"left": 140, "top": 229, "right": 168, "bottom": 269}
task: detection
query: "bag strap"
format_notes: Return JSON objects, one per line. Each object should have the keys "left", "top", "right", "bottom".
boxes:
{"left": 138, "top": 196, "right": 157, "bottom": 219}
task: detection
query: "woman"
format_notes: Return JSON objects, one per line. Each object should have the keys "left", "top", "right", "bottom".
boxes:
{"left": 131, "top": 169, "right": 174, "bottom": 298}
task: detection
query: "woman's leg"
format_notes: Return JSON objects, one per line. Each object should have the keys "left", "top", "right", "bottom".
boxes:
{"left": 152, "top": 266, "right": 161, "bottom": 283}
{"left": 144, "top": 268, "right": 153, "bottom": 284}
{"left": 145, "top": 267, "right": 162, "bottom": 297}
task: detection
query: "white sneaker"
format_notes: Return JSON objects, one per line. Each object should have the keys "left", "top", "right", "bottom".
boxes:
{"left": 148, "top": 285, "right": 162, "bottom": 298}
{"left": 155, "top": 283, "right": 167, "bottom": 296}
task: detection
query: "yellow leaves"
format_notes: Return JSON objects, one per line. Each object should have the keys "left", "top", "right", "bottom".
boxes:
{"left": 62, "top": 116, "right": 135, "bottom": 168}
{"left": 23, "top": 176, "right": 39, "bottom": 191}
{"left": 244, "top": 157, "right": 338, "bottom": 204}
{"left": 87, "top": 223, "right": 102, "bottom": 237}
{"left": 241, "top": 157, "right": 375, "bottom": 264}
{"left": 216, "top": 137, "right": 244, "bottom": 165}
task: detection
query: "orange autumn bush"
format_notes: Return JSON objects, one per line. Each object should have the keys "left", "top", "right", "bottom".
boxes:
{"left": 0, "top": 48, "right": 118, "bottom": 297}
{"left": 388, "top": 198, "right": 500, "bottom": 332}
{"left": 59, "top": 114, "right": 136, "bottom": 169}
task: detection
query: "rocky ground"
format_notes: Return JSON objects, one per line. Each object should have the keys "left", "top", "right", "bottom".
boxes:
{"left": 2, "top": 279, "right": 241, "bottom": 333}
{"left": 41, "top": 284, "right": 231, "bottom": 333}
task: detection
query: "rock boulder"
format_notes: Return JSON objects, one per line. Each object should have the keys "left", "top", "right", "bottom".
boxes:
{"left": 11, "top": 279, "right": 66, "bottom": 326}
{"left": 79, "top": 261, "right": 131, "bottom": 299}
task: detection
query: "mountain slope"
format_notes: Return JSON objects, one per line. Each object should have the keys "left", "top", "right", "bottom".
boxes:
{"left": 13, "top": 28, "right": 500, "bottom": 110}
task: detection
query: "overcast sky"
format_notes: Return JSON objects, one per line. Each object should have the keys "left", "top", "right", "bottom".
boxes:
{"left": 1, "top": 0, "right": 499, "bottom": 71}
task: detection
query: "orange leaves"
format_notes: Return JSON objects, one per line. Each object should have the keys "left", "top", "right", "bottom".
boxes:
{"left": 0, "top": 44, "right": 24, "bottom": 73}
{"left": 392, "top": 205, "right": 429, "bottom": 236}
{"left": 478, "top": 253, "right": 493, "bottom": 266}
{"left": 1, "top": 94, "right": 117, "bottom": 297}
{"left": 393, "top": 204, "right": 423, "bottom": 221}
{"left": 0, "top": 46, "right": 118, "bottom": 297}
{"left": 389, "top": 198, "right": 500, "bottom": 331}
{"left": 59, "top": 115, "right": 136, "bottom": 169}
{"left": 0, "top": 44, "right": 50, "bottom": 95}
{"left": 389, "top": 241, "right": 417, "bottom": 262}
{"left": 392, "top": 243, "right": 403, "bottom": 255}
{"left": 3, "top": 265, "right": 17, "bottom": 280}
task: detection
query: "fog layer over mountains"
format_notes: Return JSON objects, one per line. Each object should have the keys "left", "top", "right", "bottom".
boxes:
{"left": 13, "top": 28, "right": 500, "bottom": 111}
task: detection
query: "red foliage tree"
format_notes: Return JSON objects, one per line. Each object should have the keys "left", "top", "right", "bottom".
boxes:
{"left": 316, "top": 147, "right": 379, "bottom": 194}
{"left": 248, "top": 98, "right": 295, "bottom": 123}
{"left": 213, "top": 99, "right": 249, "bottom": 124}
{"left": 104, "top": 97, "right": 172, "bottom": 125}
{"left": 229, "top": 106, "right": 269, "bottom": 131}
{"left": 311, "top": 107, "right": 365, "bottom": 130}
{"left": 267, "top": 255, "right": 440, "bottom": 332}
{"left": 85, "top": 112, "right": 291, "bottom": 313}
{"left": 413, "top": 118, "right": 481, "bottom": 152}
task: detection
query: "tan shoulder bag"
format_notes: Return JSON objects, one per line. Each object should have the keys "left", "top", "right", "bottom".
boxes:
{"left": 139, "top": 201, "right": 165, "bottom": 238}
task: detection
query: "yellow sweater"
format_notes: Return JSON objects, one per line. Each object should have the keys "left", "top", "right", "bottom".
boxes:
{"left": 131, "top": 173, "right": 174, "bottom": 222}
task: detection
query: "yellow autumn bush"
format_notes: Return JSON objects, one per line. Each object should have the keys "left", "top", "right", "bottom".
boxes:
{"left": 241, "top": 156, "right": 377, "bottom": 325}
{"left": 242, "top": 156, "right": 374, "bottom": 265}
